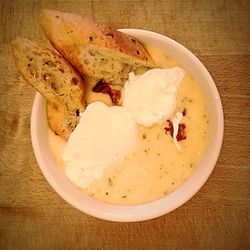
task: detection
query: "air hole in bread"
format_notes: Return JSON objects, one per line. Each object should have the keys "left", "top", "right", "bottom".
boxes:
{"left": 51, "top": 82, "right": 58, "bottom": 90}
{"left": 84, "top": 59, "right": 90, "bottom": 65}
{"left": 100, "top": 58, "right": 108, "bottom": 64}
{"left": 43, "top": 60, "right": 50, "bottom": 66}
{"left": 43, "top": 73, "right": 51, "bottom": 81}
{"left": 49, "top": 61, "right": 57, "bottom": 67}
{"left": 33, "top": 52, "right": 42, "bottom": 56}
{"left": 88, "top": 49, "right": 95, "bottom": 57}
{"left": 121, "top": 63, "right": 129, "bottom": 74}
{"left": 100, "top": 70, "right": 110, "bottom": 76}
{"left": 43, "top": 60, "right": 57, "bottom": 67}
{"left": 106, "top": 33, "right": 114, "bottom": 38}
{"left": 71, "top": 77, "right": 78, "bottom": 85}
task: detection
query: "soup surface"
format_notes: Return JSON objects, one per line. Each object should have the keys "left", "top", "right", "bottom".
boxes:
{"left": 48, "top": 46, "right": 209, "bottom": 205}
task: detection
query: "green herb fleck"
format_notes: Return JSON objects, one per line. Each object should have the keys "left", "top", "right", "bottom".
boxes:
{"left": 181, "top": 97, "right": 193, "bottom": 103}
{"left": 108, "top": 177, "right": 113, "bottom": 186}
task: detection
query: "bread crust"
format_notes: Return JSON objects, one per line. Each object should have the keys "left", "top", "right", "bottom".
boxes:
{"left": 40, "top": 9, "right": 152, "bottom": 61}
{"left": 39, "top": 10, "right": 154, "bottom": 85}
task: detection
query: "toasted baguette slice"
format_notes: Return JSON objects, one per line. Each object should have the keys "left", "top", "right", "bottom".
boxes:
{"left": 11, "top": 37, "right": 86, "bottom": 139}
{"left": 39, "top": 9, "right": 154, "bottom": 86}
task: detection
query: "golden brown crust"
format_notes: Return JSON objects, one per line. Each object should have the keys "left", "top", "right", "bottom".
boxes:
{"left": 39, "top": 9, "right": 154, "bottom": 86}
{"left": 39, "top": 9, "right": 152, "bottom": 62}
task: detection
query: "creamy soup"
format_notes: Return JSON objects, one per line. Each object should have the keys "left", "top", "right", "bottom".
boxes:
{"left": 48, "top": 46, "right": 208, "bottom": 205}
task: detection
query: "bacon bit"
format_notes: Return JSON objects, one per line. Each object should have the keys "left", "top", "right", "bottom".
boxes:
{"left": 164, "top": 120, "right": 173, "bottom": 136}
{"left": 164, "top": 120, "right": 186, "bottom": 141}
{"left": 92, "top": 79, "right": 121, "bottom": 105}
{"left": 177, "top": 123, "right": 186, "bottom": 141}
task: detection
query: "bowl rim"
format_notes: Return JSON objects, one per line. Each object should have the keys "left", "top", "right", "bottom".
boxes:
{"left": 31, "top": 28, "right": 224, "bottom": 222}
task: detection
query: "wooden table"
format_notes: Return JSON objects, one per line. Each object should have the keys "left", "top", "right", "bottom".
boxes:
{"left": 1, "top": 0, "right": 249, "bottom": 249}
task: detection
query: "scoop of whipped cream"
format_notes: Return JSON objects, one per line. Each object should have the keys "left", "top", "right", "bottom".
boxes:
{"left": 122, "top": 67, "right": 185, "bottom": 127}
{"left": 63, "top": 102, "right": 137, "bottom": 189}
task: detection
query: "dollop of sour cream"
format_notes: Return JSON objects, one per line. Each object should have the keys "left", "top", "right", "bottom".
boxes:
{"left": 122, "top": 67, "right": 185, "bottom": 127}
{"left": 63, "top": 102, "right": 137, "bottom": 189}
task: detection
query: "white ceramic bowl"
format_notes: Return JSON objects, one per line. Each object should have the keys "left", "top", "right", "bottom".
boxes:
{"left": 31, "top": 29, "right": 224, "bottom": 222}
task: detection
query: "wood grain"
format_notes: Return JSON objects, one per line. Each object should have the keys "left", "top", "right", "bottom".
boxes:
{"left": 0, "top": 0, "right": 249, "bottom": 249}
